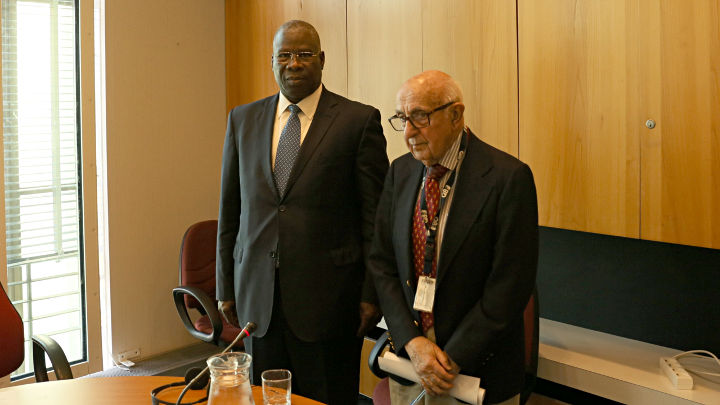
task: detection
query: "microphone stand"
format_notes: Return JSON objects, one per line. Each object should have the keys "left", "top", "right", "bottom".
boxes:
{"left": 175, "top": 322, "right": 257, "bottom": 405}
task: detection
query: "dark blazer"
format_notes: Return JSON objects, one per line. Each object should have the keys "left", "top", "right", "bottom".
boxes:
{"left": 216, "top": 87, "right": 388, "bottom": 342}
{"left": 370, "top": 130, "right": 538, "bottom": 404}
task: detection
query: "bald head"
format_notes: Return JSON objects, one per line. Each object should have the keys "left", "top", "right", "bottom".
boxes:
{"left": 395, "top": 70, "right": 466, "bottom": 166}
{"left": 273, "top": 20, "right": 321, "bottom": 52}
{"left": 397, "top": 70, "right": 464, "bottom": 108}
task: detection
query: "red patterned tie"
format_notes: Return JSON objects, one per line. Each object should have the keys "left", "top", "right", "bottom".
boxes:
{"left": 411, "top": 164, "right": 449, "bottom": 332}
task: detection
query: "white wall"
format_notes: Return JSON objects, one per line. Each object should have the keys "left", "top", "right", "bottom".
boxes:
{"left": 104, "top": 0, "right": 226, "bottom": 358}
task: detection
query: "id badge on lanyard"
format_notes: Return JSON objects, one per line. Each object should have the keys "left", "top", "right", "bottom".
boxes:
{"left": 413, "top": 275, "right": 436, "bottom": 313}
{"left": 411, "top": 130, "right": 467, "bottom": 314}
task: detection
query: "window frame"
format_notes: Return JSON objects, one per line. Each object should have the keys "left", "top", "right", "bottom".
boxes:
{"left": 0, "top": 0, "right": 102, "bottom": 386}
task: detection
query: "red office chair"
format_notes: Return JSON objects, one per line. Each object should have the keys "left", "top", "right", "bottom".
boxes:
{"left": 368, "top": 288, "right": 539, "bottom": 405}
{"left": 1, "top": 282, "right": 73, "bottom": 381}
{"left": 521, "top": 287, "right": 539, "bottom": 404}
{"left": 0, "top": 282, "right": 24, "bottom": 378}
{"left": 172, "top": 220, "right": 244, "bottom": 347}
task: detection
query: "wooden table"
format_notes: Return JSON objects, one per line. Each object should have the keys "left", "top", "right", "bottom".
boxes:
{"left": 0, "top": 376, "right": 325, "bottom": 404}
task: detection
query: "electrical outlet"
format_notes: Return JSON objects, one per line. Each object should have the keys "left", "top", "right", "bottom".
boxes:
{"left": 660, "top": 357, "right": 693, "bottom": 389}
{"left": 117, "top": 348, "right": 141, "bottom": 362}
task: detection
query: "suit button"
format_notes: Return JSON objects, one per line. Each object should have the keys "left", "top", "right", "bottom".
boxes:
{"left": 406, "top": 280, "right": 411, "bottom": 287}
{"left": 279, "top": 205, "right": 286, "bottom": 212}
{"left": 269, "top": 251, "right": 277, "bottom": 258}
{"left": 413, "top": 320, "right": 419, "bottom": 327}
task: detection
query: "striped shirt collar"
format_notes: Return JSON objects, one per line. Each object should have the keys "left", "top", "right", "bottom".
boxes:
{"left": 436, "top": 129, "right": 465, "bottom": 172}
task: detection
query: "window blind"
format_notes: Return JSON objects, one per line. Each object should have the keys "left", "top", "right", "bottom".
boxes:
{"left": 2, "top": 0, "right": 85, "bottom": 379}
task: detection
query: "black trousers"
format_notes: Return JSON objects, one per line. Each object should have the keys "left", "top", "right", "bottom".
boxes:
{"left": 245, "top": 276, "right": 362, "bottom": 405}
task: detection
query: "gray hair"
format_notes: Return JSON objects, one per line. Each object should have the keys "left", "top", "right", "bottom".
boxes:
{"left": 441, "top": 76, "right": 464, "bottom": 104}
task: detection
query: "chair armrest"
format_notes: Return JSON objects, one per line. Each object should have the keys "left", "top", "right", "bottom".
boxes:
{"left": 368, "top": 331, "right": 391, "bottom": 378}
{"left": 368, "top": 331, "right": 414, "bottom": 385}
{"left": 32, "top": 334, "right": 73, "bottom": 382}
{"left": 173, "top": 286, "right": 223, "bottom": 344}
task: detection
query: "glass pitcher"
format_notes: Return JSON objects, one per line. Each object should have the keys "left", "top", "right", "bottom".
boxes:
{"left": 206, "top": 352, "right": 255, "bottom": 405}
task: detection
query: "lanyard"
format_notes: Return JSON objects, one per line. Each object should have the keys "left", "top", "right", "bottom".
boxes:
{"left": 419, "top": 131, "right": 467, "bottom": 276}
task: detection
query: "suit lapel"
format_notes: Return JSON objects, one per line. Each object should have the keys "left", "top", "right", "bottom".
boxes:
{"left": 436, "top": 133, "right": 494, "bottom": 285}
{"left": 281, "top": 87, "right": 338, "bottom": 200}
{"left": 396, "top": 160, "right": 424, "bottom": 283}
{"left": 261, "top": 95, "right": 280, "bottom": 198}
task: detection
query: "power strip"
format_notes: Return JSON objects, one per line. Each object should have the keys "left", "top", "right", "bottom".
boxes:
{"left": 660, "top": 357, "right": 693, "bottom": 389}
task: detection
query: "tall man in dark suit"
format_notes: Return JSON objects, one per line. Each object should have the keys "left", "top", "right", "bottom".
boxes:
{"left": 370, "top": 70, "right": 538, "bottom": 405}
{"left": 215, "top": 20, "right": 388, "bottom": 404}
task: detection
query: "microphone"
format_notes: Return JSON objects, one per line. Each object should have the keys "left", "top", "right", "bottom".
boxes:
{"left": 173, "top": 322, "right": 257, "bottom": 405}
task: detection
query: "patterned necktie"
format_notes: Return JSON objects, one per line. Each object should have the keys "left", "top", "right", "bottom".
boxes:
{"left": 411, "top": 163, "right": 449, "bottom": 332}
{"left": 274, "top": 104, "right": 301, "bottom": 197}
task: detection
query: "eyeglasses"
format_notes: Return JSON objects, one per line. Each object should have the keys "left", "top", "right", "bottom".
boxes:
{"left": 274, "top": 51, "right": 319, "bottom": 64}
{"left": 388, "top": 101, "right": 456, "bottom": 131}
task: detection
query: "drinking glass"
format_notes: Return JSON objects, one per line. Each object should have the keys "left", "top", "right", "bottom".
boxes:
{"left": 261, "top": 369, "right": 292, "bottom": 405}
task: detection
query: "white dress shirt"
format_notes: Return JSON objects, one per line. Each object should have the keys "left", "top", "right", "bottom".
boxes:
{"left": 271, "top": 84, "right": 323, "bottom": 166}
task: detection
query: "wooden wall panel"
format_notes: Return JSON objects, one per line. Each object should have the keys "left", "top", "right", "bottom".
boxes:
{"left": 422, "top": 0, "right": 518, "bottom": 156}
{"left": 225, "top": 0, "right": 347, "bottom": 111}
{"left": 226, "top": 0, "right": 720, "bottom": 248}
{"left": 518, "top": 0, "right": 640, "bottom": 238}
{"left": 347, "top": 0, "right": 422, "bottom": 161}
{"left": 639, "top": 0, "right": 720, "bottom": 248}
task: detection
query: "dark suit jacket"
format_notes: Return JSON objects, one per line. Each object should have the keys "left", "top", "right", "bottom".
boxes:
{"left": 216, "top": 87, "right": 388, "bottom": 342}
{"left": 370, "top": 130, "right": 538, "bottom": 403}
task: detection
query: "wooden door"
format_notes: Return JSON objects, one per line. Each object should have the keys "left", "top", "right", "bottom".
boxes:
{"left": 638, "top": 0, "right": 720, "bottom": 248}
{"left": 519, "top": 0, "right": 720, "bottom": 248}
{"left": 518, "top": 0, "right": 641, "bottom": 238}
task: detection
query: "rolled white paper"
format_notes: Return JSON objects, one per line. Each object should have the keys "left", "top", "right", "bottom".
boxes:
{"left": 378, "top": 351, "right": 485, "bottom": 404}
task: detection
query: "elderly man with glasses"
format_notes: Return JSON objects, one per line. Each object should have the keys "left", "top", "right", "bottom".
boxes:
{"left": 370, "top": 70, "right": 539, "bottom": 405}
{"left": 216, "top": 20, "right": 388, "bottom": 405}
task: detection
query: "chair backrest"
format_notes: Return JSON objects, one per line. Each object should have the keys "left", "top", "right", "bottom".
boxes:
{"left": 0, "top": 282, "right": 24, "bottom": 378}
{"left": 521, "top": 287, "right": 540, "bottom": 404}
{"left": 179, "top": 220, "right": 219, "bottom": 310}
